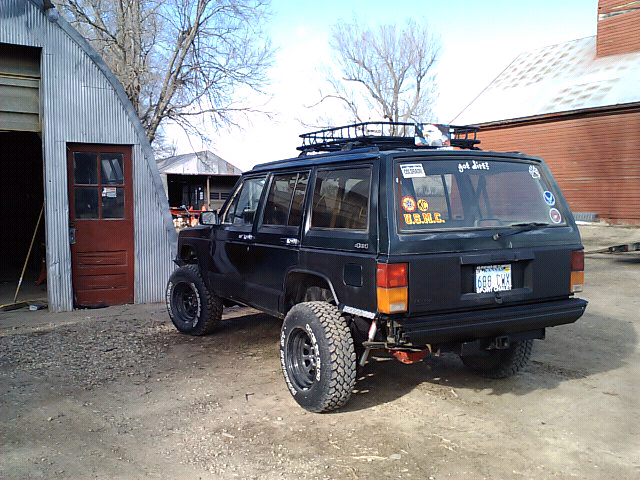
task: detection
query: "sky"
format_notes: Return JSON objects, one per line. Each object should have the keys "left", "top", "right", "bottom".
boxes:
{"left": 169, "top": 0, "right": 599, "bottom": 171}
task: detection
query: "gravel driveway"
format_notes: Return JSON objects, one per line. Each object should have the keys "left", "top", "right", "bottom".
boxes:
{"left": 1, "top": 225, "right": 639, "bottom": 479}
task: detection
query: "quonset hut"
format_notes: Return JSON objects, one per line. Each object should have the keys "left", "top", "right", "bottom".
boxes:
{"left": 0, "top": 0, "right": 176, "bottom": 311}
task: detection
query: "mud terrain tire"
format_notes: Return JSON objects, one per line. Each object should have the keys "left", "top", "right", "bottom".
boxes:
{"left": 166, "top": 265, "right": 222, "bottom": 336}
{"left": 280, "top": 301, "right": 356, "bottom": 412}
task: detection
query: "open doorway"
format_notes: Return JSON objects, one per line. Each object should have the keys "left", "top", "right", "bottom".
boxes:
{"left": 0, "top": 131, "right": 46, "bottom": 307}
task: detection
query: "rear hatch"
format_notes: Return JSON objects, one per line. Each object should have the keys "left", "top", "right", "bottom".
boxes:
{"left": 389, "top": 153, "right": 583, "bottom": 316}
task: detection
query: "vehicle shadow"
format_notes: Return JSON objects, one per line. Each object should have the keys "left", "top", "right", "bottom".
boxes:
{"left": 162, "top": 307, "right": 637, "bottom": 413}
{"left": 342, "top": 309, "right": 637, "bottom": 412}
{"left": 164, "top": 308, "right": 282, "bottom": 353}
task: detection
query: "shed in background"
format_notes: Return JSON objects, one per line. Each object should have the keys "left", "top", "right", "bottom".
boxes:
{"left": 453, "top": 0, "right": 640, "bottom": 224}
{"left": 157, "top": 151, "right": 242, "bottom": 218}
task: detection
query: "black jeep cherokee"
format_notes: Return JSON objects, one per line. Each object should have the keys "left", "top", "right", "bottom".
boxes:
{"left": 166, "top": 122, "right": 587, "bottom": 412}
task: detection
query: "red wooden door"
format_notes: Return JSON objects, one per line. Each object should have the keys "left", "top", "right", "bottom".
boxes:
{"left": 67, "top": 144, "right": 134, "bottom": 307}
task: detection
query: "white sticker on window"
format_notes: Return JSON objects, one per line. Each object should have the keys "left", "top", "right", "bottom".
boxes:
{"left": 529, "top": 165, "right": 541, "bottom": 179}
{"left": 400, "top": 164, "right": 425, "bottom": 178}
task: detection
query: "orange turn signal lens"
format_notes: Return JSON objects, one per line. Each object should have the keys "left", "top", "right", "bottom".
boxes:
{"left": 570, "top": 271, "right": 584, "bottom": 293}
{"left": 377, "top": 286, "right": 408, "bottom": 314}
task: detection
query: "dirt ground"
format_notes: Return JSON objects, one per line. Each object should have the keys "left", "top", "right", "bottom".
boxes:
{"left": 1, "top": 225, "right": 639, "bottom": 479}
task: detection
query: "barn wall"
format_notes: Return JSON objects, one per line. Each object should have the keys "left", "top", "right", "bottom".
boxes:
{"left": 477, "top": 108, "right": 640, "bottom": 224}
{"left": 597, "top": 0, "right": 640, "bottom": 57}
{"left": 1, "top": 0, "right": 176, "bottom": 311}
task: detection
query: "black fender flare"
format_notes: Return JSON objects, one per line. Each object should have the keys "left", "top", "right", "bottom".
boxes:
{"left": 282, "top": 268, "right": 339, "bottom": 308}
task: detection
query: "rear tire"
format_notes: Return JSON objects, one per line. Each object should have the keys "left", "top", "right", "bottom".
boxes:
{"left": 280, "top": 301, "right": 356, "bottom": 412}
{"left": 166, "top": 265, "right": 222, "bottom": 336}
{"left": 460, "top": 339, "right": 533, "bottom": 378}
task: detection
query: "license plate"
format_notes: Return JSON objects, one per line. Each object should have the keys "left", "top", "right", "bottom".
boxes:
{"left": 475, "top": 264, "right": 512, "bottom": 293}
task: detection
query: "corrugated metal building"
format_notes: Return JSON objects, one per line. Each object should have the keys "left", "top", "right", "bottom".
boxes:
{"left": 0, "top": 0, "right": 176, "bottom": 311}
{"left": 453, "top": 0, "right": 640, "bottom": 224}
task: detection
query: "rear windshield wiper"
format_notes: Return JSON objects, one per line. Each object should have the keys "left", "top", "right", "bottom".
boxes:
{"left": 492, "top": 222, "right": 551, "bottom": 240}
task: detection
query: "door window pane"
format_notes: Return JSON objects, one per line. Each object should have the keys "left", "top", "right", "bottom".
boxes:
{"left": 225, "top": 176, "right": 266, "bottom": 226}
{"left": 263, "top": 173, "right": 297, "bottom": 226}
{"left": 311, "top": 168, "right": 371, "bottom": 230}
{"left": 102, "top": 187, "right": 125, "bottom": 218}
{"left": 74, "top": 152, "right": 98, "bottom": 184}
{"left": 101, "top": 154, "right": 124, "bottom": 185}
{"left": 75, "top": 187, "right": 99, "bottom": 218}
{"left": 288, "top": 173, "right": 308, "bottom": 227}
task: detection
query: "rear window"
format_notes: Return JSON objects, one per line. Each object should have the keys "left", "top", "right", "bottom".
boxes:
{"left": 396, "top": 159, "right": 565, "bottom": 232}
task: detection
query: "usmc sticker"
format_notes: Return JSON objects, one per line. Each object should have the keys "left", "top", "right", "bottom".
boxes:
{"left": 402, "top": 196, "right": 416, "bottom": 212}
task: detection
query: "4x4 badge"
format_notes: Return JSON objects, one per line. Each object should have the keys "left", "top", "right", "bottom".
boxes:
{"left": 354, "top": 243, "right": 368, "bottom": 249}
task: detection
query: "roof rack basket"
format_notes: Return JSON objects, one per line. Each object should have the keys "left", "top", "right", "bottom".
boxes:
{"left": 297, "top": 122, "right": 480, "bottom": 154}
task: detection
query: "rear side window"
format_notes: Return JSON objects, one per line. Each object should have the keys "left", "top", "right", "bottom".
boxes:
{"left": 262, "top": 172, "right": 309, "bottom": 227}
{"left": 311, "top": 167, "right": 371, "bottom": 230}
{"left": 397, "top": 159, "right": 564, "bottom": 231}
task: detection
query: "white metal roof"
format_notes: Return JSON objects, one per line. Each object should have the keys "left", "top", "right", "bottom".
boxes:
{"left": 157, "top": 150, "right": 242, "bottom": 176}
{"left": 452, "top": 36, "right": 640, "bottom": 126}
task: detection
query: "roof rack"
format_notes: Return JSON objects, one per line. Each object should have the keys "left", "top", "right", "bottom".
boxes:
{"left": 297, "top": 122, "right": 480, "bottom": 154}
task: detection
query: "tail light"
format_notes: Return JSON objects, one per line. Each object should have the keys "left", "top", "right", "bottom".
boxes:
{"left": 377, "top": 263, "right": 408, "bottom": 313}
{"left": 570, "top": 250, "right": 584, "bottom": 293}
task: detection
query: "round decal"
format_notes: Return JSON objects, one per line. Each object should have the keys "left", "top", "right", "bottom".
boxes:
{"left": 402, "top": 196, "right": 416, "bottom": 212}
{"left": 549, "top": 208, "right": 562, "bottom": 224}
{"left": 529, "top": 165, "right": 541, "bottom": 179}
{"left": 417, "top": 199, "right": 429, "bottom": 212}
{"left": 543, "top": 191, "right": 555, "bottom": 206}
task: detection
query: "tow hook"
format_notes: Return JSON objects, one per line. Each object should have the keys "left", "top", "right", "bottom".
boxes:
{"left": 494, "top": 336, "right": 510, "bottom": 350}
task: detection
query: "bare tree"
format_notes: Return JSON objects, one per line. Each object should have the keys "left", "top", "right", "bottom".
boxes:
{"left": 57, "top": 0, "right": 274, "bottom": 145}
{"left": 318, "top": 18, "right": 439, "bottom": 133}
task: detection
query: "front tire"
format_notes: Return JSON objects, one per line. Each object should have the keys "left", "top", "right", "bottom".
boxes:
{"left": 166, "top": 265, "right": 222, "bottom": 336}
{"left": 280, "top": 302, "right": 356, "bottom": 412}
{"left": 460, "top": 339, "right": 533, "bottom": 378}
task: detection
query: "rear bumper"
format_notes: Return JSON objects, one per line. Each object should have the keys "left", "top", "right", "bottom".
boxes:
{"left": 393, "top": 298, "right": 587, "bottom": 345}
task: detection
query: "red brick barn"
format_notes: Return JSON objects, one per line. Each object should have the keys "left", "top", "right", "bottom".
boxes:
{"left": 453, "top": 1, "right": 640, "bottom": 224}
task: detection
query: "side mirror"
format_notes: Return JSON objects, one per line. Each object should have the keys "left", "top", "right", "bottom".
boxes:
{"left": 200, "top": 211, "right": 219, "bottom": 225}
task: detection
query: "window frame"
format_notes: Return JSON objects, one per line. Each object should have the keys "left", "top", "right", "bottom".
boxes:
{"left": 302, "top": 162, "right": 377, "bottom": 254}
{"left": 394, "top": 157, "right": 567, "bottom": 233}
{"left": 72, "top": 151, "right": 126, "bottom": 220}
{"left": 259, "top": 171, "right": 310, "bottom": 228}
{"left": 220, "top": 175, "right": 267, "bottom": 228}
{"left": 309, "top": 165, "right": 372, "bottom": 233}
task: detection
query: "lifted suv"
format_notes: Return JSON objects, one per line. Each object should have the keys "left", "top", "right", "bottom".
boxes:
{"left": 166, "top": 122, "right": 587, "bottom": 412}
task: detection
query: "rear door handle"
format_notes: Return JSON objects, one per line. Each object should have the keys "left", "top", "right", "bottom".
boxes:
{"left": 281, "top": 238, "right": 299, "bottom": 246}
